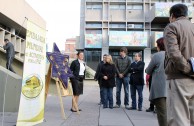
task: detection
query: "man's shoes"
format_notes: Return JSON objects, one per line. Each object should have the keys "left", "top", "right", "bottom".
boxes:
{"left": 127, "top": 107, "right": 136, "bottom": 110}
{"left": 103, "top": 106, "right": 108, "bottom": 109}
{"left": 146, "top": 108, "right": 154, "bottom": 112}
{"left": 125, "top": 105, "right": 130, "bottom": 109}
{"left": 113, "top": 104, "right": 120, "bottom": 108}
{"left": 138, "top": 108, "right": 142, "bottom": 111}
{"left": 109, "top": 107, "right": 113, "bottom": 109}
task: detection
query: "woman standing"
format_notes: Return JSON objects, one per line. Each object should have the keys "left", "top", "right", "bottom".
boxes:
{"left": 70, "top": 51, "right": 86, "bottom": 112}
{"left": 145, "top": 37, "right": 167, "bottom": 126}
{"left": 101, "top": 55, "right": 116, "bottom": 109}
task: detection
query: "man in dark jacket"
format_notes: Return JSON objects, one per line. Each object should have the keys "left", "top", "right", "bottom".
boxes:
{"left": 164, "top": 4, "right": 194, "bottom": 126}
{"left": 114, "top": 47, "right": 131, "bottom": 109}
{"left": 128, "top": 53, "right": 145, "bottom": 111}
{"left": 3, "top": 39, "right": 15, "bottom": 73}
{"left": 94, "top": 54, "right": 107, "bottom": 105}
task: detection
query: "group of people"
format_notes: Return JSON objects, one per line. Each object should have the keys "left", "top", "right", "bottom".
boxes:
{"left": 58, "top": 3, "right": 194, "bottom": 126}
{"left": 95, "top": 48, "right": 145, "bottom": 111}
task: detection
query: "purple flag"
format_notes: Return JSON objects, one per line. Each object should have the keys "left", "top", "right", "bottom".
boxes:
{"left": 46, "top": 52, "right": 74, "bottom": 88}
{"left": 53, "top": 42, "right": 60, "bottom": 52}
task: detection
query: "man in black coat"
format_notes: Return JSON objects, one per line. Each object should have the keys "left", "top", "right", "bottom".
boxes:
{"left": 94, "top": 54, "right": 107, "bottom": 105}
{"left": 128, "top": 53, "right": 145, "bottom": 111}
{"left": 3, "top": 39, "right": 15, "bottom": 73}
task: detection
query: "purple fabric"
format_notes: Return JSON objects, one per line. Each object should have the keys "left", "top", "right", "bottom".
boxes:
{"left": 46, "top": 52, "right": 73, "bottom": 88}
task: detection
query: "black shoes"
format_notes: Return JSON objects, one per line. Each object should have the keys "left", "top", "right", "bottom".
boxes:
{"left": 70, "top": 108, "right": 82, "bottom": 112}
{"left": 127, "top": 107, "right": 136, "bottom": 110}
{"left": 146, "top": 108, "right": 154, "bottom": 112}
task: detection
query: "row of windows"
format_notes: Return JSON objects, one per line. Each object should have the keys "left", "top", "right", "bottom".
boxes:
{"left": 85, "top": 23, "right": 144, "bottom": 28}
{"left": 86, "top": 0, "right": 185, "bottom": 10}
{"left": 85, "top": 29, "right": 149, "bottom": 34}
{"left": 86, "top": 4, "right": 143, "bottom": 10}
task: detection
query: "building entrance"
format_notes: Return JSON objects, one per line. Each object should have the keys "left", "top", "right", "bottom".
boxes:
{"left": 109, "top": 49, "right": 143, "bottom": 62}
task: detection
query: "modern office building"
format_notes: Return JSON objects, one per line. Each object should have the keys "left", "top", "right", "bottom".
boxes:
{"left": 0, "top": 0, "right": 46, "bottom": 76}
{"left": 78, "top": 0, "right": 193, "bottom": 71}
{"left": 64, "top": 37, "right": 77, "bottom": 59}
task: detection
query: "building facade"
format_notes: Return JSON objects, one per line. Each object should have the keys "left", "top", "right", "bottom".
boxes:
{"left": 0, "top": 0, "right": 46, "bottom": 76}
{"left": 64, "top": 37, "right": 77, "bottom": 59}
{"left": 78, "top": 0, "right": 193, "bottom": 71}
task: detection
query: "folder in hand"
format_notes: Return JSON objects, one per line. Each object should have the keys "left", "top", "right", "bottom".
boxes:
{"left": 190, "top": 57, "right": 194, "bottom": 72}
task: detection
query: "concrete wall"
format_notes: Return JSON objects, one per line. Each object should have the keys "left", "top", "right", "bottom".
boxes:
{"left": 0, "top": 51, "right": 23, "bottom": 76}
{"left": 126, "top": 10, "right": 144, "bottom": 22}
{"left": 86, "top": 10, "right": 102, "bottom": 21}
{"left": 0, "top": 66, "right": 22, "bottom": 112}
{"left": 0, "top": 0, "right": 46, "bottom": 29}
{"left": 79, "top": 0, "right": 86, "bottom": 50}
{"left": 110, "top": 10, "right": 126, "bottom": 21}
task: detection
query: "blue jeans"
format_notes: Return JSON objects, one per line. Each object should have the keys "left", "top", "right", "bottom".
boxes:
{"left": 116, "top": 77, "right": 129, "bottom": 106}
{"left": 103, "top": 87, "right": 113, "bottom": 108}
{"left": 130, "top": 85, "right": 144, "bottom": 109}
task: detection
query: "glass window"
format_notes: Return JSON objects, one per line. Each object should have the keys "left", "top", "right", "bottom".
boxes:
{"left": 86, "top": 4, "right": 102, "bottom": 10}
{"left": 86, "top": 30, "right": 102, "bottom": 34}
{"left": 134, "top": 24, "right": 143, "bottom": 28}
{"left": 93, "top": 4, "right": 103, "bottom": 9}
{"left": 86, "top": 23, "right": 102, "bottom": 28}
{"left": 110, "top": 23, "right": 126, "bottom": 28}
{"left": 173, "top": 0, "right": 181, "bottom": 2}
{"left": 86, "top": 5, "right": 92, "bottom": 9}
{"left": 133, "top": 5, "right": 143, "bottom": 10}
{"left": 127, "top": 5, "right": 143, "bottom": 10}
{"left": 110, "top": 4, "right": 126, "bottom": 10}
{"left": 85, "top": 50, "right": 101, "bottom": 78}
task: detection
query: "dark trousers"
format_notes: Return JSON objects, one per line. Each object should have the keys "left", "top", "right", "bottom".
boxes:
{"left": 99, "top": 85, "right": 104, "bottom": 104}
{"left": 149, "top": 79, "right": 154, "bottom": 110}
{"left": 116, "top": 77, "right": 129, "bottom": 106}
{"left": 130, "top": 85, "right": 144, "bottom": 109}
{"left": 153, "top": 97, "right": 167, "bottom": 126}
{"left": 103, "top": 87, "right": 113, "bottom": 108}
{"left": 6, "top": 57, "right": 15, "bottom": 73}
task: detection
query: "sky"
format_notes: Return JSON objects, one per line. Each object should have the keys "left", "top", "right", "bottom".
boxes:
{"left": 25, "top": 0, "right": 81, "bottom": 51}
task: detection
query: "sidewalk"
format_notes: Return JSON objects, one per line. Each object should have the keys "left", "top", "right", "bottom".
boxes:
{"left": 0, "top": 80, "right": 158, "bottom": 126}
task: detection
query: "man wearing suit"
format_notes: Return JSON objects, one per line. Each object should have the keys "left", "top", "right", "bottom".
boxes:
{"left": 164, "top": 4, "right": 194, "bottom": 126}
{"left": 3, "top": 39, "right": 15, "bottom": 73}
{"left": 128, "top": 53, "right": 145, "bottom": 111}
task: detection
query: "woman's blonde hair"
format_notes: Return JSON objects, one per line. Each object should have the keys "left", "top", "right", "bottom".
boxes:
{"left": 106, "top": 55, "right": 114, "bottom": 65}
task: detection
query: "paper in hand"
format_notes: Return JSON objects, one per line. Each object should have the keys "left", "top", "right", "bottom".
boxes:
{"left": 190, "top": 57, "right": 194, "bottom": 72}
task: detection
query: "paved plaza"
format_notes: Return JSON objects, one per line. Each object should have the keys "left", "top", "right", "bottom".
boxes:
{"left": 1, "top": 80, "right": 158, "bottom": 126}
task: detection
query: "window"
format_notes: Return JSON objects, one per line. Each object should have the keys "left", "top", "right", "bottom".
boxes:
{"left": 134, "top": 24, "right": 143, "bottom": 28}
{"left": 173, "top": 0, "right": 181, "bottom": 2}
{"left": 86, "top": 4, "right": 102, "bottom": 10}
{"left": 86, "top": 30, "right": 102, "bottom": 34}
{"left": 86, "top": 23, "right": 102, "bottom": 28}
{"left": 110, "top": 4, "right": 126, "bottom": 10}
{"left": 127, "top": 5, "right": 143, "bottom": 10}
{"left": 110, "top": 23, "right": 126, "bottom": 28}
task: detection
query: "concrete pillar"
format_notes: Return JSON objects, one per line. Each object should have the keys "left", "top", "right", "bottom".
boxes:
{"left": 101, "top": 47, "right": 109, "bottom": 60}
{"left": 0, "top": 66, "right": 22, "bottom": 112}
{"left": 10, "top": 28, "right": 15, "bottom": 35}
{"left": 143, "top": 48, "right": 151, "bottom": 71}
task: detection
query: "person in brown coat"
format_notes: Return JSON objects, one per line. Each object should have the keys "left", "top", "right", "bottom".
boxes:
{"left": 164, "top": 4, "right": 194, "bottom": 126}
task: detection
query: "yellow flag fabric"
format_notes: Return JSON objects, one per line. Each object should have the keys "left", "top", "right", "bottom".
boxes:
{"left": 17, "top": 20, "right": 46, "bottom": 126}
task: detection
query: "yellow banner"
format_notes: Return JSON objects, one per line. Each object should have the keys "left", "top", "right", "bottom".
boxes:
{"left": 17, "top": 20, "right": 46, "bottom": 126}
